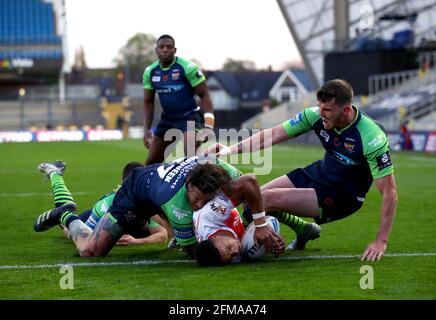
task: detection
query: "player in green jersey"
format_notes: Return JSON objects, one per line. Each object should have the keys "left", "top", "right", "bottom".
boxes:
{"left": 35, "top": 161, "right": 168, "bottom": 246}
{"left": 205, "top": 79, "right": 398, "bottom": 262}
{"left": 143, "top": 35, "right": 215, "bottom": 164}
{"left": 34, "top": 157, "right": 283, "bottom": 259}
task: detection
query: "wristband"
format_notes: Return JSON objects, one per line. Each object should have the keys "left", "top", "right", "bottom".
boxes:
{"left": 255, "top": 222, "right": 269, "bottom": 228}
{"left": 204, "top": 112, "right": 215, "bottom": 129}
{"left": 252, "top": 211, "right": 266, "bottom": 220}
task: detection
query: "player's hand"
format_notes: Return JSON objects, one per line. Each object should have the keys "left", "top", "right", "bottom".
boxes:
{"left": 117, "top": 234, "right": 139, "bottom": 246}
{"left": 253, "top": 225, "right": 282, "bottom": 253}
{"left": 203, "top": 143, "right": 228, "bottom": 156}
{"left": 270, "top": 235, "right": 286, "bottom": 255}
{"left": 361, "top": 240, "right": 387, "bottom": 261}
{"left": 143, "top": 129, "right": 153, "bottom": 149}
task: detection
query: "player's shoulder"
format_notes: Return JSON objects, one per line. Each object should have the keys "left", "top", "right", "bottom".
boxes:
{"left": 357, "top": 109, "right": 389, "bottom": 152}
{"left": 175, "top": 57, "right": 199, "bottom": 72}
{"left": 144, "top": 60, "right": 160, "bottom": 75}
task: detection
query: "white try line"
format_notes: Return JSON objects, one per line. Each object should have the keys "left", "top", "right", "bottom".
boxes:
{"left": 1, "top": 252, "right": 435, "bottom": 270}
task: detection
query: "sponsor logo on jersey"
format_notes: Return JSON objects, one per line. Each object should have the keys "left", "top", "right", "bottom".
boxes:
{"left": 344, "top": 142, "right": 355, "bottom": 153}
{"left": 156, "top": 85, "right": 185, "bottom": 94}
{"left": 99, "top": 202, "right": 109, "bottom": 214}
{"left": 368, "top": 134, "right": 385, "bottom": 147}
{"left": 376, "top": 151, "right": 392, "bottom": 170}
{"left": 320, "top": 130, "right": 330, "bottom": 142}
{"left": 171, "top": 72, "right": 180, "bottom": 80}
{"left": 163, "top": 75, "right": 169, "bottom": 82}
{"left": 209, "top": 202, "right": 227, "bottom": 214}
{"left": 152, "top": 76, "right": 161, "bottom": 82}
{"left": 172, "top": 205, "right": 191, "bottom": 220}
{"left": 334, "top": 137, "right": 341, "bottom": 146}
{"left": 290, "top": 113, "right": 302, "bottom": 126}
{"left": 346, "top": 137, "right": 356, "bottom": 142}
{"left": 173, "top": 227, "right": 195, "bottom": 239}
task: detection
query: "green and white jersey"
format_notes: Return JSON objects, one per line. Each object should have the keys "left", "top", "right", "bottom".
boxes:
{"left": 281, "top": 105, "right": 394, "bottom": 197}
{"left": 143, "top": 56, "right": 205, "bottom": 118}
{"left": 157, "top": 157, "right": 242, "bottom": 246}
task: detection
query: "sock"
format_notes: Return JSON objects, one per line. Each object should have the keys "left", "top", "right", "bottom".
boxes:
{"left": 60, "top": 211, "right": 80, "bottom": 229}
{"left": 49, "top": 172, "right": 75, "bottom": 208}
{"left": 268, "top": 211, "right": 308, "bottom": 235}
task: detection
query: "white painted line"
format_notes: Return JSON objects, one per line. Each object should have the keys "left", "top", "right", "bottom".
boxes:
{"left": 1, "top": 252, "right": 434, "bottom": 270}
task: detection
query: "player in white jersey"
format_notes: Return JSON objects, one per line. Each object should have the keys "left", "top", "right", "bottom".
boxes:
{"left": 194, "top": 191, "right": 283, "bottom": 266}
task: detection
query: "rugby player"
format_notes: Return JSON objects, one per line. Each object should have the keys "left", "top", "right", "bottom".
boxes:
{"left": 34, "top": 161, "right": 168, "bottom": 246}
{"left": 205, "top": 79, "right": 398, "bottom": 262}
{"left": 143, "top": 34, "right": 215, "bottom": 164}
{"left": 34, "top": 157, "right": 282, "bottom": 258}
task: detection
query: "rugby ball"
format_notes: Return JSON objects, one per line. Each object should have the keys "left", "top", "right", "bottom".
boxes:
{"left": 241, "top": 216, "right": 280, "bottom": 260}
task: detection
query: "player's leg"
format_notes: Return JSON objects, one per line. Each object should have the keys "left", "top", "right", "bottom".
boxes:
{"left": 146, "top": 136, "right": 174, "bottom": 164}
{"left": 38, "top": 161, "right": 73, "bottom": 207}
{"left": 240, "top": 175, "right": 315, "bottom": 238}
{"left": 261, "top": 171, "right": 322, "bottom": 250}
{"left": 68, "top": 213, "right": 124, "bottom": 257}
{"left": 35, "top": 161, "right": 79, "bottom": 232}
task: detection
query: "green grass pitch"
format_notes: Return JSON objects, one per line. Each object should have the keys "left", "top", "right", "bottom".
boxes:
{"left": 0, "top": 139, "right": 435, "bottom": 299}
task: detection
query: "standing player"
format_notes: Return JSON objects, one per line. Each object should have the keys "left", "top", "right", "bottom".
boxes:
{"left": 143, "top": 34, "right": 215, "bottom": 164}
{"left": 205, "top": 79, "right": 398, "bottom": 261}
{"left": 34, "top": 157, "right": 282, "bottom": 259}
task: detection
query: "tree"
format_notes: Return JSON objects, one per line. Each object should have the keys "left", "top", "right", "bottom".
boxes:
{"left": 113, "top": 33, "right": 157, "bottom": 83}
{"left": 222, "top": 58, "right": 257, "bottom": 72}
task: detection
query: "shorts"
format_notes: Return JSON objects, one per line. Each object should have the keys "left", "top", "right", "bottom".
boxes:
{"left": 154, "top": 111, "right": 203, "bottom": 138}
{"left": 108, "top": 166, "right": 163, "bottom": 233}
{"left": 287, "top": 162, "right": 364, "bottom": 224}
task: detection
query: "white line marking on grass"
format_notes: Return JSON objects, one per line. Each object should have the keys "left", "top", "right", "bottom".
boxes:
{"left": 0, "top": 191, "right": 93, "bottom": 197}
{"left": 0, "top": 259, "right": 193, "bottom": 270}
{"left": 277, "top": 252, "right": 436, "bottom": 261}
{"left": 1, "top": 253, "right": 435, "bottom": 270}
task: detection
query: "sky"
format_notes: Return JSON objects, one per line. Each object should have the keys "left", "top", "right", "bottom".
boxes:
{"left": 64, "top": 0, "right": 301, "bottom": 71}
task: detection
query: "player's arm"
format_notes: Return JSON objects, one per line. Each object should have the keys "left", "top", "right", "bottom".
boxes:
{"left": 117, "top": 225, "right": 168, "bottom": 246}
{"left": 205, "top": 108, "right": 316, "bottom": 156}
{"left": 184, "top": 60, "right": 214, "bottom": 130}
{"left": 361, "top": 173, "right": 398, "bottom": 261}
{"left": 143, "top": 88, "right": 155, "bottom": 148}
{"left": 230, "top": 174, "right": 284, "bottom": 254}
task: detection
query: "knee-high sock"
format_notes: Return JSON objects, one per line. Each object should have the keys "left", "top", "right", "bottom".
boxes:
{"left": 49, "top": 172, "right": 75, "bottom": 208}
{"left": 267, "top": 211, "right": 308, "bottom": 235}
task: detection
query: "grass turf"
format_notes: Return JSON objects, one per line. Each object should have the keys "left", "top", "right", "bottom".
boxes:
{"left": 0, "top": 139, "right": 435, "bottom": 299}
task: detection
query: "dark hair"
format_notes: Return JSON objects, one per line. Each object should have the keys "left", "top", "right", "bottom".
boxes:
{"left": 122, "top": 162, "right": 143, "bottom": 180}
{"left": 317, "top": 79, "right": 353, "bottom": 107}
{"left": 157, "top": 34, "right": 175, "bottom": 45}
{"left": 196, "top": 239, "right": 222, "bottom": 267}
{"left": 187, "top": 163, "right": 232, "bottom": 194}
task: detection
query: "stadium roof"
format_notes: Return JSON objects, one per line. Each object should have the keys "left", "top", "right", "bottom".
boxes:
{"left": 277, "top": 0, "right": 436, "bottom": 88}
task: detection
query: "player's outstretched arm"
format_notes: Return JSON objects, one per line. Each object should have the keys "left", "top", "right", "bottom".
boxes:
{"left": 230, "top": 174, "right": 284, "bottom": 253}
{"left": 204, "top": 124, "right": 290, "bottom": 156}
{"left": 361, "top": 174, "right": 398, "bottom": 261}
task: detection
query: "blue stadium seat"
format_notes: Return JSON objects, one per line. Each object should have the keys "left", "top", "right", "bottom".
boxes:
{"left": 0, "top": 0, "right": 62, "bottom": 46}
